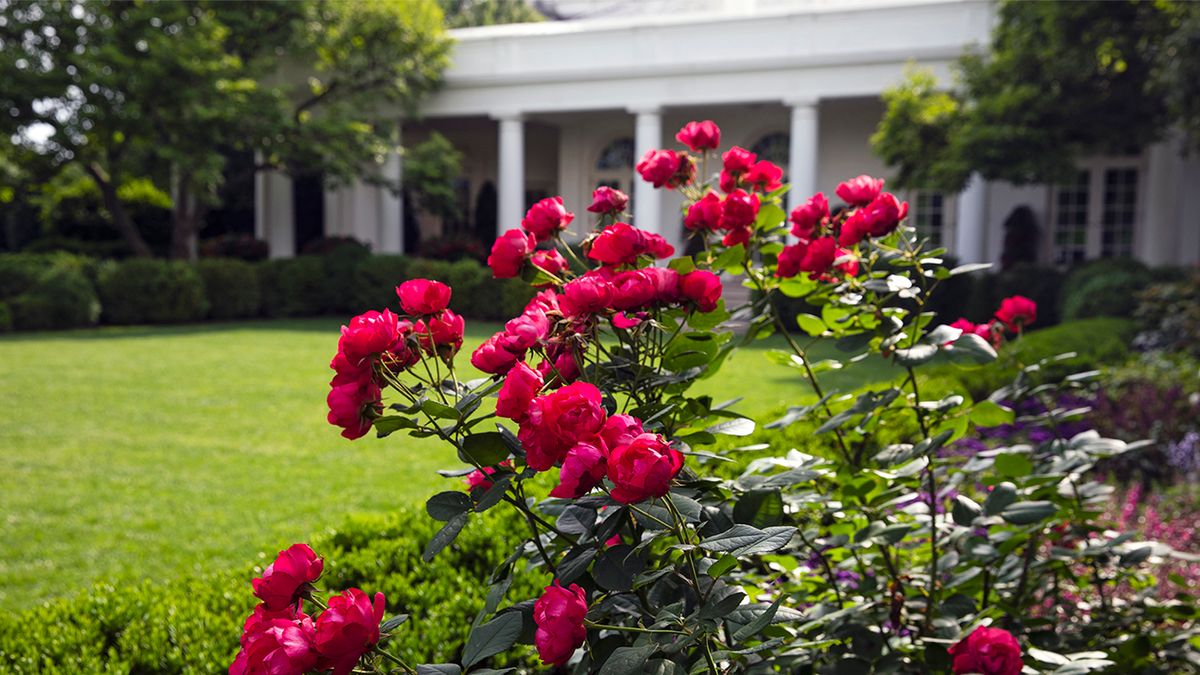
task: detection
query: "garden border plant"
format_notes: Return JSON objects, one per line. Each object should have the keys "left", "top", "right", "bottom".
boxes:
{"left": 230, "top": 119, "right": 1197, "bottom": 674}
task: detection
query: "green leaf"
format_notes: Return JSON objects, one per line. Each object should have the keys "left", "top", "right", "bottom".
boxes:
{"left": 421, "top": 399, "right": 461, "bottom": 420}
{"left": 732, "top": 594, "right": 784, "bottom": 642}
{"left": 952, "top": 495, "right": 982, "bottom": 526}
{"left": 893, "top": 343, "right": 938, "bottom": 366}
{"left": 949, "top": 262, "right": 992, "bottom": 275}
{"left": 416, "top": 665, "right": 461, "bottom": 675}
{"left": 995, "top": 453, "right": 1034, "bottom": 478}
{"left": 460, "top": 432, "right": 510, "bottom": 466}
{"left": 946, "top": 333, "right": 997, "bottom": 364}
{"left": 556, "top": 547, "right": 597, "bottom": 584}
{"left": 733, "top": 490, "right": 784, "bottom": 528}
{"left": 381, "top": 614, "right": 410, "bottom": 632}
{"left": 374, "top": 415, "right": 418, "bottom": 437}
{"left": 983, "top": 481, "right": 1018, "bottom": 515}
{"left": 462, "top": 612, "right": 523, "bottom": 668}
{"left": 668, "top": 257, "right": 696, "bottom": 274}
{"left": 969, "top": 400, "right": 1014, "bottom": 427}
{"left": 598, "top": 645, "right": 657, "bottom": 675}
{"left": 795, "top": 313, "right": 826, "bottom": 337}
{"left": 707, "top": 553, "right": 738, "bottom": 578}
{"left": 594, "top": 545, "right": 645, "bottom": 592}
{"left": 426, "top": 491, "right": 472, "bottom": 521}
{"left": 699, "top": 524, "right": 796, "bottom": 556}
{"left": 712, "top": 244, "right": 746, "bottom": 272}
{"left": 706, "top": 418, "right": 755, "bottom": 436}
{"left": 473, "top": 476, "right": 511, "bottom": 513}
{"left": 1000, "top": 500, "right": 1057, "bottom": 525}
{"left": 422, "top": 512, "right": 468, "bottom": 562}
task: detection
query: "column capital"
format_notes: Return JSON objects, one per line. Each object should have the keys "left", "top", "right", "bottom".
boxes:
{"left": 626, "top": 105, "right": 663, "bottom": 116}
{"left": 783, "top": 97, "right": 820, "bottom": 110}
{"left": 489, "top": 110, "right": 525, "bottom": 122}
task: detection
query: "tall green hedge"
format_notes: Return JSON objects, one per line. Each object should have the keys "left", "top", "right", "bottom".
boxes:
{"left": 96, "top": 259, "right": 209, "bottom": 324}
{"left": 0, "top": 253, "right": 100, "bottom": 331}
{"left": 196, "top": 259, "right": 261, "bottom": 320}
{"left": 0, "top": 508, "right": 541, "bottom": 673}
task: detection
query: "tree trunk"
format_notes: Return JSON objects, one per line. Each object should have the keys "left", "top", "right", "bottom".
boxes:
{"left": 169, "top": 175, "right": 206, "bottom": 261}
{"left": 86, "top": 166, "right": 154, "bottom": 257}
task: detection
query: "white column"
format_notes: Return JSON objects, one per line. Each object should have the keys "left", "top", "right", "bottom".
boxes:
{"left": 785, "top": 99, "right": 819, "bottom": 213}
{"left": 1140, "top": 135, "right": 1182, "bottom": 266}
{"left": 378, "top": 121, "right": 404, "bottom": 255}
{"left": 495, "top": 113, "right": 525, "bottom": 234}
{"left": 263, "top": 170, "right": 295, "bottom": 259}
{"left": 955, "top": 173, "right": 987, "bottom": 264}
{"left": 631, "top": 106, "right": 663, "bottom": 234}
{"left": 253, "top": 152, "right": 266, "bottom": 241}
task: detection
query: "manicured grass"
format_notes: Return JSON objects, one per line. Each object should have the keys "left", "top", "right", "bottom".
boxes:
{"left": 0, "top": 318, "right": 896, "bottom": 604}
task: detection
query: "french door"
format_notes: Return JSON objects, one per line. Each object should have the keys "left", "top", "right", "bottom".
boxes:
{"left": 1051, "top": 160, "right": 1141, "bottom": 265}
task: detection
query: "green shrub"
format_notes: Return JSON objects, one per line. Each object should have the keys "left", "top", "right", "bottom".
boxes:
{"left": 196, "top": 258, "right": 261, "bottom": 320}
{"left": 258, "top": 256, "right": 330, "bottom": 317}
{"left": 96, "top": 259, "right": 209, "bottom": 324}
{"left": 0, "top": 253, "right": 101, "bottom": 331}
{"left": 0, "top": 508, "right": 538, "bottom": 673}
{"left": 322, "top": 241, "right": 372, "bottom": 314}
{"left": 1059, "top": 258, "right": 1152, "bottom": 321}
{"left": 352, "top": 254, "right": 411, "bottom": 311}
{"left": 0, "top": 302, "right": 11, "bottom": 332}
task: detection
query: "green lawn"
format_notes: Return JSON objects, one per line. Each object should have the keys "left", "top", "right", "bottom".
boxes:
{"left": 0, "top": 318, "right": 896, "bottom": 604}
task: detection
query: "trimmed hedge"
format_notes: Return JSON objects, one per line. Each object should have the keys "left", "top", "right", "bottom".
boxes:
{"left": 96, "top": 259, "right": 208, "bottom": 324}
{"left": 196, "top": 259, "right": 261, "bottom": 320}
{"left": 0, "top": 253, "right": 100, "bottom": 331}
{"left": 0, "top": 508, "right": 541, "bottom": 673}
{"left": 1059, "top": 258, "right": 1154, "bottom": 322}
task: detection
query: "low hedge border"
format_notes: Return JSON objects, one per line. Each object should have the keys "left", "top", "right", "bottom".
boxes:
{"left": 0, "top": 508, "right": 543, "bottom": 673}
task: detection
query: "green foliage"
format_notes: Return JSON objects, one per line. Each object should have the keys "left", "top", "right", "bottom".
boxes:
{"left": 439, "top": 0, "right": 544, "bottom": 28}
{"left": 0, "top": 253, "right": 100, "bottom": 331}
{"left": 874, "top": 1, "right": 1198, "bottom": 190}
{"left": 1060, "top": 258, "right": 1154, "bottom": 321}
{"left": 196, "top": 259, "right": 261, "bottom": 320}
{"left": 1134, "top": 270, "right": 1200, "bottom": 356}
{"left": 258, "top": 256, "right": 332, "bottom": 318}
{"left": 0, "top": 509, "right": 539, "bottom": 673}
{"left": 353, "top": 254, "right": 413, "bottom": 311}
{"left": 0, "top": 303, "right": 10, "bottom": 332}
{"left": 405, "top": 132, "right": 465, "bottom": 222}
{"left": 96, "top": 259, "right": 209, "bottom": 324}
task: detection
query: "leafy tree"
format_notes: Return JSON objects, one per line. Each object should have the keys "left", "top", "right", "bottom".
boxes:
{"left": 439, "top": 0, "right": 544, "bottom": 28}
{"left": 0, "top": 0, "right": 450, "bottom": 258}
{"left": 404, "top": 132, "right": 464, "bottom": 222}
{"left": 873, "top": 0, "right": 1200, "bottom": 192}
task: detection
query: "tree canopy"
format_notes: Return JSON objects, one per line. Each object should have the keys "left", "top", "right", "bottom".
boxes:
{"left": 0, "top": 0, "right": 451, "bottom": 257}
{"left": 872, "top": 0, "right": 1200, "bottom": 193}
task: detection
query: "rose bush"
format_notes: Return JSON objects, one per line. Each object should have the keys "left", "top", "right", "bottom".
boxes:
{"left": 233, "top": 120, "right": 1197, "bottom": 673}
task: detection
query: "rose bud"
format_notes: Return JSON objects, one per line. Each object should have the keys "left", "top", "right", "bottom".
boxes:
{"left": 397, "top": 279, "right": 451, "bottom": 316}
{"left": 533, "top": 583, "right": 588, "bottom": 666}
{"left": 636, "top": 149, "right": 694, "bottom": 189}
{"left": 314, "top": 589, "right": 386, "bottom": 675}
{"left": 495, "top": 361, "right": 544, "bottom": 421}
{"left": 743, "top": 160, "right": 783, "bottom": 193}
{"left": 586, "top": 186, "right": 629, "bottom": 215}
{"left": 790, "top": 192, "right": 829, "bottom": 239}
{"left": 607, "top": 433, "right": 684, "bottom": 504}
{"left": 859, "top": 192, "right": 908, "bottom": 238}
{"left": 326, "top": 379, "right": 381, "bottom": 440}
{"left": 252, "top": 544, "right": 324, "bottom": 611}
{"left": 522, "top": 196, "right": 575, "bottom": 242}
{"left": 721, "top": 146, "right": 757, "bottom": 175}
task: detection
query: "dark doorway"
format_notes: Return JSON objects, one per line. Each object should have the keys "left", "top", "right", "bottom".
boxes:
{"left": 293, "top": 173, "right": 325, "bottom": 252}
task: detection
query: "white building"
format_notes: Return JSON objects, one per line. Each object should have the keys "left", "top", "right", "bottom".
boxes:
{"left": 255, "top": 0, "right": 1200, "bottom": 268}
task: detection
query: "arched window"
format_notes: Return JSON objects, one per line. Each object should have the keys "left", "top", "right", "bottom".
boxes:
{"left": 750, "top": 132, "right": 790, "bottom": 169}
{"left": 595, "top": 137, "right": 635, "bottom": 171}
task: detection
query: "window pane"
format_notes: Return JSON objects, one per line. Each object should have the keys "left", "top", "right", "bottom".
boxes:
{"left": 1100, "top": 167, "right": 1137, "bottom": 258}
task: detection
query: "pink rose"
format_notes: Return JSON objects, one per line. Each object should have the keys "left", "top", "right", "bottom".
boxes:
{"left": 470, "top": 335, "right": 520, "bottom": 375}
{"left": 776, "top": 236, "right": 837, "bottom": 279}
{"left": 588, "top": 222, "right": 646, "bottom": 266}
{"left": 521, "top": 382, "right": 606, "bottom": 470}
{"left": 252, "top": 544, "right": 324, "bottom": 611}
{"left": 610, "top": 269, "right": 658, "bottom": 311}
{"left": 948, "top": 626, "right": 1023, "bottom": 675}
{"left": 488, "top": 229, "right": 537, "bottom": 278}
{"left": 397, "top": 279, "right": 451, "bottom": 316}
{"left": 230, "top": 613, "right": 318, "bottom": 675}
{"left": 721, "top": 146, "right": 757, "bottom": 174}
{"left": 675, "top": 120, "right": 721, "bottom": 152}
{"left": 636, "top": 149, "right": 694, "bottom": 189}
{"left": 685, "top": 192, "right": 724, "bottom": 231}
{"left": 496, "top": 361, "right": 544, "bottom": 421}
{"left": 859, "top": 192, "right": 908, "bottom": 238}
{"left": 326, "top": 379, "right": 381, "bottom": 440}
{"left": 521, "top": 196, "right": 575, "bottom": 242}
{"left": 994, "top": 295, "right": 1037, "bottom": 332}
{"left": 949, "top": 318, "right": 992, "bottom": 342}
{"left": 549, "top": 441, "right": 608, "bottom": 498}
{"left": 530, "top": 249, "right": 567, "bottom": 281}
{"left": 533, "top": 583, "right": 588, "bottom": 666}
{"left": 722, "top": 225, "right": 752, "bottom": 247}
{"left": 314, "top": 589, "right": 386, "bottom": 675}
{"left": 500, "top": 312, "right": 548, "bottom": 353}
{"left": 537, "top": 347, "right": 581, "bottom": 387}
{"left": 720, "top": 189, "right": 760, "bottom": 230}
{"left": 560, "top": 273, "right": 614, "bottom": 317}
{"left": 835, "top": 247, "right": 859, "bottom": 277}
{"left": 679, "top": 270, "right": 722, "bottom": 313}
{"left": 465, "top": 464, "right": 499, "bottom": 491}
{"left": 607, "top": 433, "right": 684, "bottom": 504}
{"left": 790, "top": 193, "right": 829, "bottom": 239}
{"left": 336, "top": 309, "right": 402, "bottom": 368}
{"left": 600, "top": 414, "right": 644, "bottom": 449}
{"left": 838, "top": 209, "right": 870, "bottom": 247}
{"left": 836, "top": 174, "right": 884, "bottom": 206}
{"left": 743, "top": 160, "right": 783, "bottom": 193}
{"left": 586, "top": 186, "right": 629, "bottom": 215}
{"left": 416, "top": 309, "right": 464, "bottom": 360}
{"left": 642, "top": 266, "right": 681, "bottom": 304}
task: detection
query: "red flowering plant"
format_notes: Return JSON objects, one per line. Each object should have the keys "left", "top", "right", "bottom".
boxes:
{"left": 234, "top": 120, "right": 1197, "bottom": 673}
